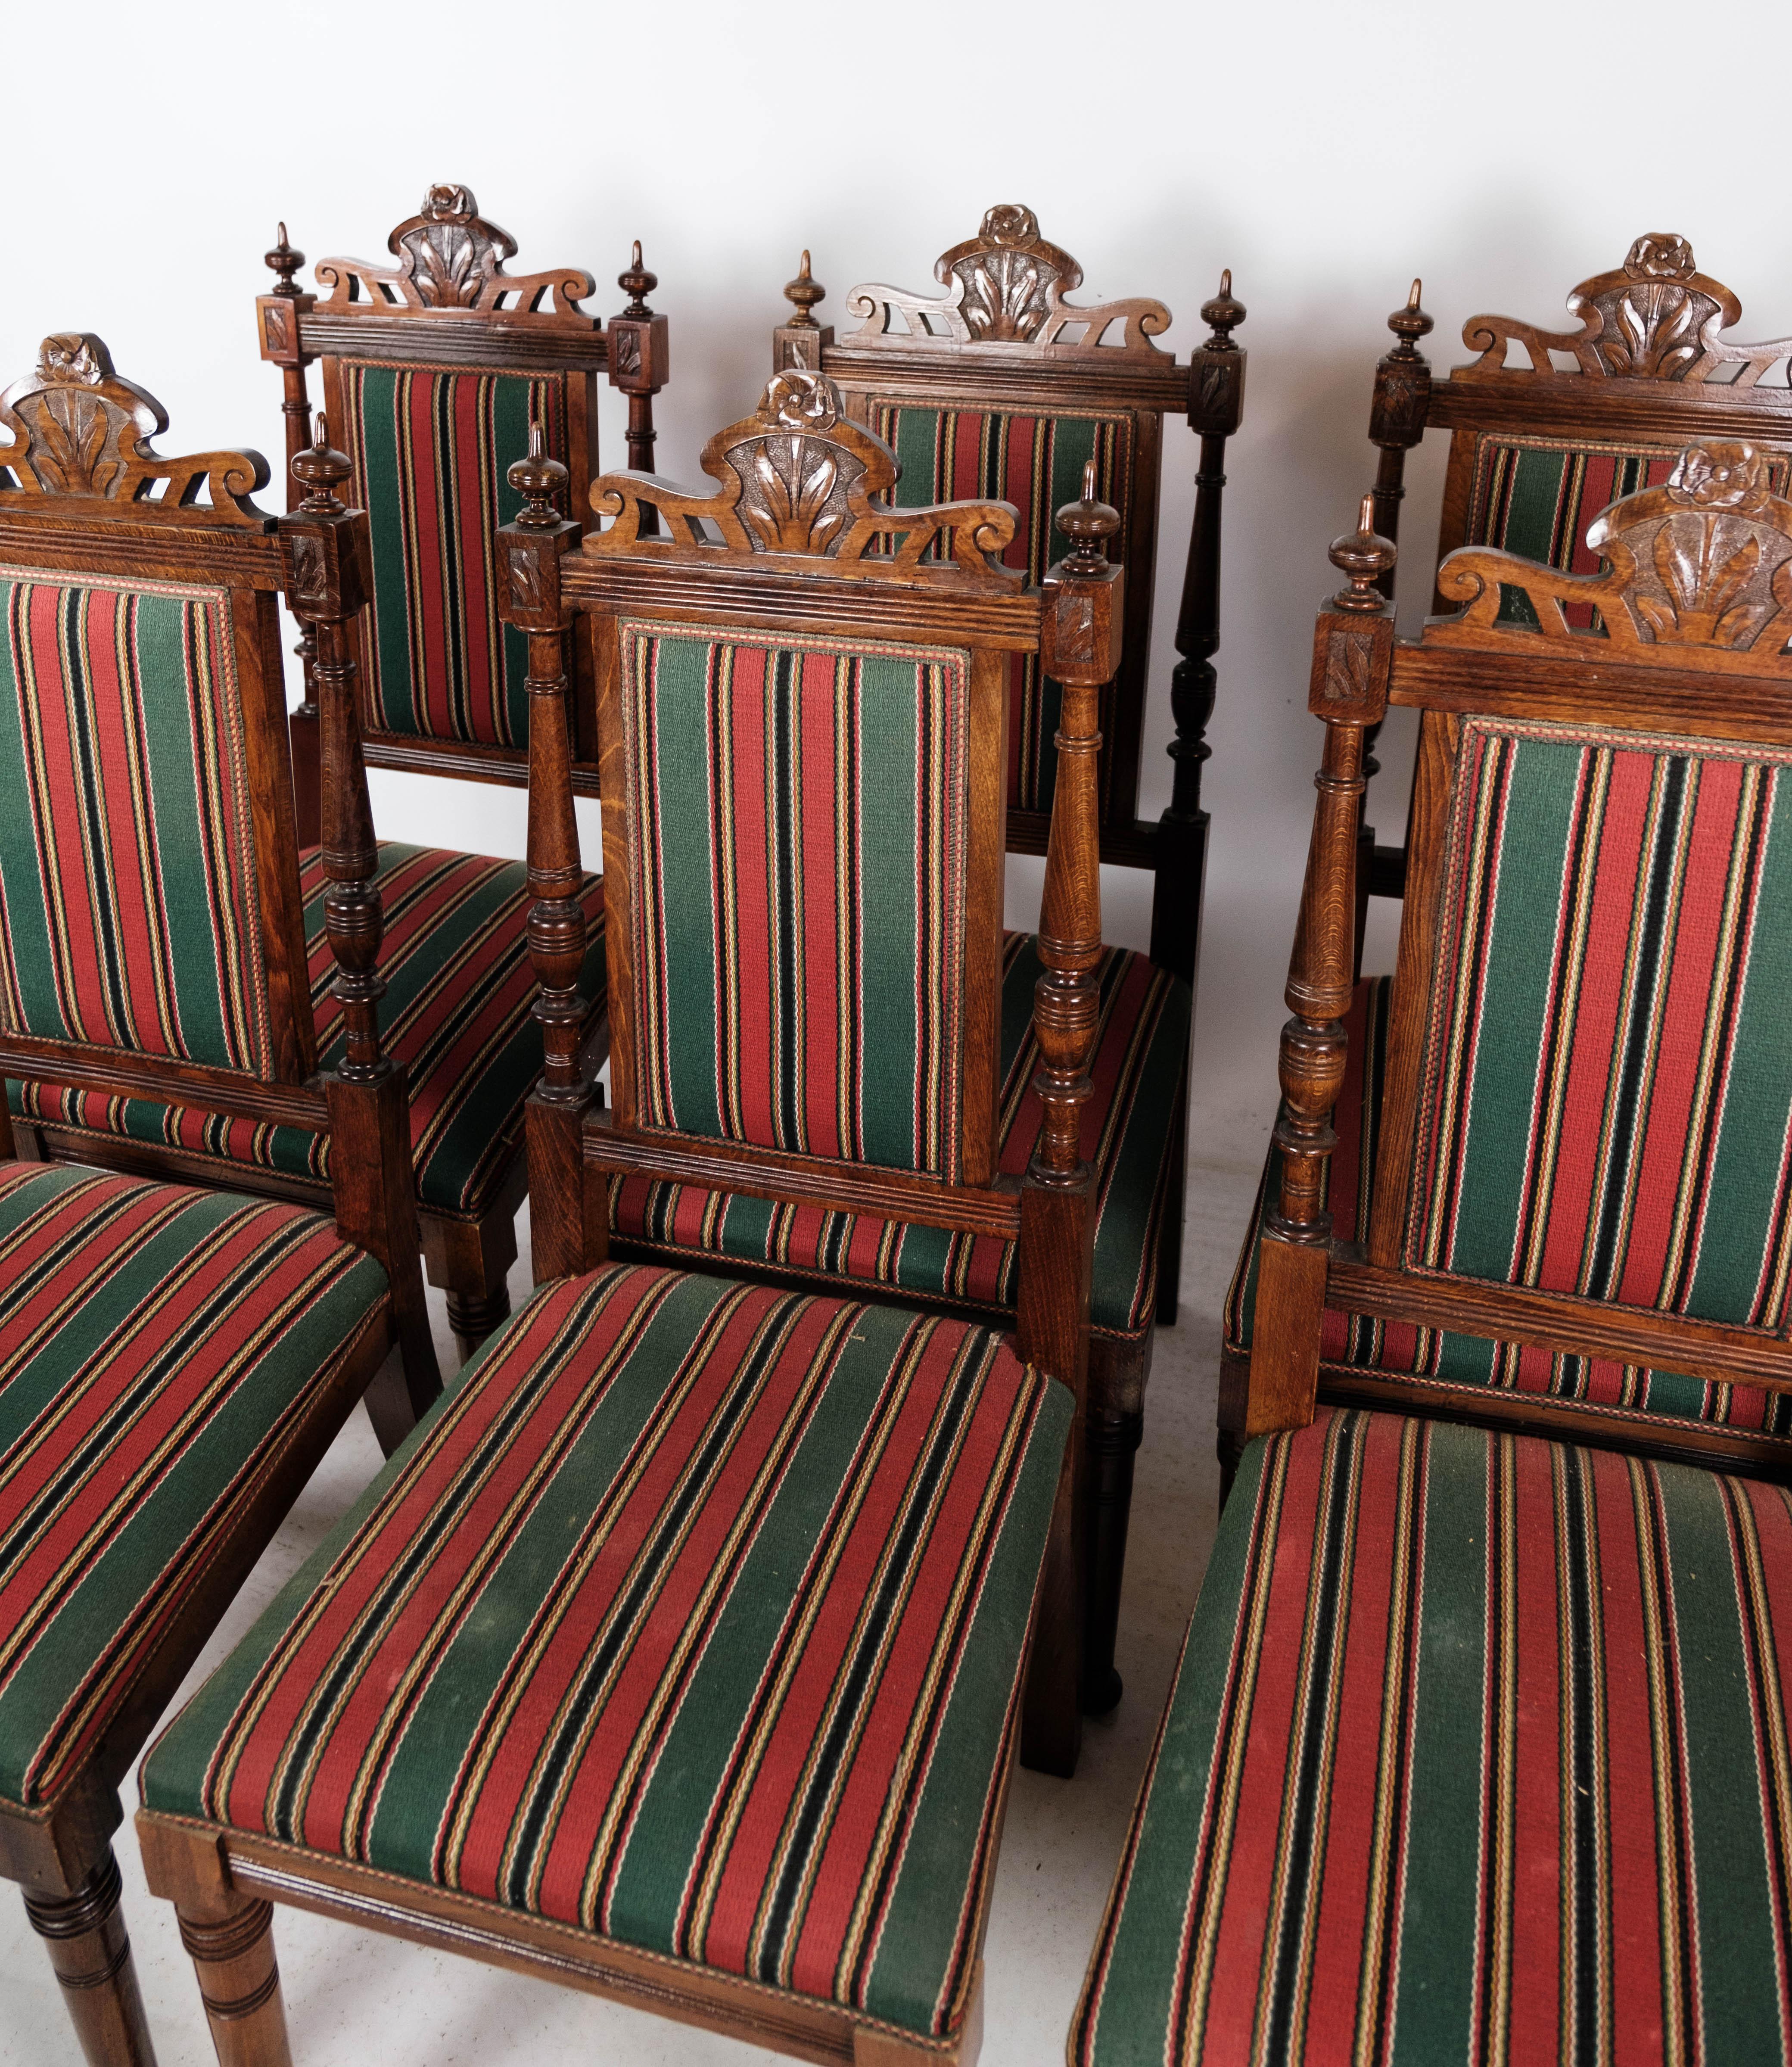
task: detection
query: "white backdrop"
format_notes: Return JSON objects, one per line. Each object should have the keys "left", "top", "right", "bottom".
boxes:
{"left": 6, "top": 0, "right": 1787, "bottom": 1174}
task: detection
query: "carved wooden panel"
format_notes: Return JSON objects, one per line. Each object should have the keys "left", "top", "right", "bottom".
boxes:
{"left": 312, "top": 184, "right": 594, "bottom": 321}
{"left": 1462, "top": 234, "right": 1792, "bottom": 390}
{"left": 587, "top": 370, "right": 1022, "bottom": 585}
{"left": 0, "top": 336, "right": 268, "bottom": 523}
{"left": 1433, "top": 441, "right": 1792, "bottom": 667}
{"left": 842, "top": 205, "right": 1172, "bottom": 358}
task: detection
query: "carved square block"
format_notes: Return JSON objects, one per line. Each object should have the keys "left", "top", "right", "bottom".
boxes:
{"left": 1040, "top": 563, "right": 1125, "bottom": 687}
{"left": 280, "top": 512, "right": 370, "bottom": 623}
{"left": 256, "top": 296, "right": 308, "bottom": 367}
{"left": 1309, "top": 608, "right": 1394, "bottom": 720}
{"left": 607, "top": 314, "right": 669, "bottom": 396}
{"left": 498, "top": 525, "right": 576, "bottom": 634}
{"left": 1188, "top": 349, "right": 1246, "bottom": 439}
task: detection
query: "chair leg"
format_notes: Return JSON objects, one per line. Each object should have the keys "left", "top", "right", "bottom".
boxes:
{"left": 22, "top": 1846, "right": 157, "bottom": 2067}
{"left": 422, "top": 1203, "right": 519, "bottom": 1363}
{"left": 1154, "top": 1071, "right": 1188, "bottom": 1329}
{"left": 1081, "top": 1405, "right": 1142, "bottom": 1715}
{"left": 176, "top": 1891, "right": 291, "bottom": 2067}
{"left": 1019, "top": 1435, "right": 1083, "bottom": 1778}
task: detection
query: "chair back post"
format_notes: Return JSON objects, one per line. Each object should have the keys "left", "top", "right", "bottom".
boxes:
{"left": 608, "top": 242, "right": 669, "bottom": 535}
{"left": 498, "top": 429, "right": 591, "bottom": 1284}
{"left": 280, "top": 420, "right": 439, "bottom": 1438}
{"left": 1367, "top": 280, "right": 1435, "bottom": 592}
{"left": 1017, "top": 463, "right": 1122, "bottom": 1775}
{"left": 1151, "top": 274, "right": 1246, "bottom": 985}
{"left": 1244, "top": 498, "right": 1394, "bottom": 1443}
{"left": 259, "top": 221, "right": 323, "bottom": 844}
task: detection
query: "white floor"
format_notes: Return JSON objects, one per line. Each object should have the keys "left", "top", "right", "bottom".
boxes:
{"left": 0, "top": 1153, "right": 1262, "bottom": 2067}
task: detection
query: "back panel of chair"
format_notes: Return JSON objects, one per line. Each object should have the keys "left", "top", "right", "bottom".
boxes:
{"left": 259, "top": 185, "right": 668, "bottom": 814}
{"left": 1257, "top": 443, "right": 1792, "bottom": 1470}
{"left": 772, "top": 207, "right": 1242, "bottom": 896}
{"left": 0, "top": 336, "right": 318, "bottom": 1127}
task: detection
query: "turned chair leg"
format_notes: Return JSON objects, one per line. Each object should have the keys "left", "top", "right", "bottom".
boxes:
{"left": 22, "top": 1846, "right": 157, "bottom": 2067}
{"left": 1082, "top": 1406, "right": 1142, "bottom": 1715}
{"left": 422, "top": 1206, "right": 518, "bottom": 1364}
{"left": 177, "top": 1891, "right": 291, "bottom": 2067}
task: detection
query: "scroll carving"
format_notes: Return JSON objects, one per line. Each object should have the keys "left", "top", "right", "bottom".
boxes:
{"left": 843, "top": 204, "right": 1171, "bottom": 356}
{"left": 313, "top": 183, "right": 594, "bottom": 319}
{"left": 1434, "top": 441, "right": 1792, "bottom": 666}
{"left": 1462, "top": 233, "right": 1792, "bottom": 389}
{"left": 0, "top": 335, "right": 268, "bottom": 522}
{"left": 588, "top": 370, "right": 1022, "bottom": 586}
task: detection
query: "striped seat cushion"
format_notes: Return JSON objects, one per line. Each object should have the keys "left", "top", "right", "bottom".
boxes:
{"left": 614, "top": 934, "right": 1188, "bottom": 1341}
{"left": 872, "top": 402, "right": 1131, "bottom": 816}
{"left": 0, "top": 571, "right": 274, "bottom": 1074}
{"left": 12, "top": 842, "right": 607, "bottom": 1220}
{"left": 1225, "top": 976, "right": 1792, "bottom": 1455}
{"left": 1464, "top": 435, "right": 1791, "bottom": 629}
{"left": 141, "top": 1264, "right": 1070, "bottom": 2044}
{"left": 1073, "top": 1407, "right": 1792, "bottom": 2066}
{"left": 339, "top": 359, "right": 569, "bottom": 747}
{"left": 0, "top": 1160, "right": 386, "bottom": 1816}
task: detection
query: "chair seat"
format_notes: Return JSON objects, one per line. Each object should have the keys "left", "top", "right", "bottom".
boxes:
{"left": 613, "top": 935, "right": 1188, "bottom": 1341}
{"left": 1073, "top": 1405, "right": 1792, "bottom": 2066}
{"left": 11, "top": 842, "right": 608, "bottom": 1222}
{"left": 0, "top": 1160, "right": 386, "bottom": 1819}
{"left": 1224, "top": 974, "right": 1792, "bottom": 1458}
{"left": 141, "top": 1263, "right": 1070, "bottom": 2044}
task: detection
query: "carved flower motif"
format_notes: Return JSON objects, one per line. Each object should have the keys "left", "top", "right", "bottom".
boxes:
{"left": 1668, "top": 441, "right": 1771, "bottom": 511}
{"left": 37, "top": 335, "right": 104, "bottom": 387}
{"left": 409, "top": 224, "right": 489, "bottom": 307}
{"left": 1625, "top": 233, "right": 1695, "bottom": 281}
{"left": 741, "top": 434, "right": 844, "bottom": 554}
{"left": 758, "top": 371, "right": 838, "bottom": 433}
{"left": 422, "top": 184, "right": 476, "bottom": 221}
{"left": 959, "top": 249, "right": 1056, "bottom": 342}
{"left": 980, "top": 204, "right": 1040, "bottom": 250}
{"left": 1639, "top": 517, "right": 1766, "bottom": 647}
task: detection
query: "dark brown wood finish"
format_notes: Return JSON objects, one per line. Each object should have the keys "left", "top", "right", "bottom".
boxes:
{"left": 775, "top": 212, "right": 1239, "bottom": 1710}
{"left": 1356, "top": 235, "right": 1792, "bottom": 946}
{"left": 135, "top": 371, "right": 1124, "bottom": 2067}
{"left": 0, "top": 343, "right": 437, "bottom": 2066}
{"left": 1224, "top": 438, "right": 1792, "bottom": 1485}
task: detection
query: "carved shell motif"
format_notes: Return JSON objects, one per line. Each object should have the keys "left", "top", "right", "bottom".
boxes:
{"left": 951, "top": 205, "right": 1063, "bottom": 342}
{"left": 18, "top": 336, "right": 123, "bottom": 495}
{"left": 398, "top": 184, "right": 501, "bottom": 308}
{"left": 1587, "top": 233, "right": 1714, "bottom": 378}
{"left": 731, "top": 372, "right": 861, "bottom": 554}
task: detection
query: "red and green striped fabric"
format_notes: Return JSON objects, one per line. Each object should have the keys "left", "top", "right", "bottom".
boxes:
{"left": 1463, "top": 436, "right": 1791, "bottom": 629}
{"left": 1226, "top": 976, "right": 1792, "bottom": 1454}
{"left": 0, "top": 1159, "right": 386, "bottom": 1815}
{"left": 614, "top": 934, "right": 1188, "bottom": 1341}
{"left": 871, "top": 402, "right": 1129, "bottom": 816}
{"left": 622, "top": 624, "right": 970, "bottom": 1179}
{"left": 1411, "top": 719, "right": 1792, "bottom": 1329}
{"left": 339, "top": 360, "right": 566, "bottom": 747}
{"left": 141, "top": 1264, "right": 1069, "bottom": 2042}
{"left": 11, "top": 842, "right": 607, "bottom": 1220}
{"left": 1073, "top": 1406, "right": 1792, "bottom": 2066}
{"left": 0, "top": 572, "right": 272, "bottom": 1075}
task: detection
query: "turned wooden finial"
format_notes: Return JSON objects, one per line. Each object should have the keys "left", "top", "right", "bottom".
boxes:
{"left": 265, "top": 221, "right": 305, "bottom": 297}
{"left": 510, "top": 419, "right": 569, "bottom": 525}
{"left": 1201, "top": 267, "right": 1246, "bottom": 346}
{"left": 1056, "top": 459, "right": 1121, "bottom": 572}
{"left": 291, "top": 414, "right": 350, "bottom": 513}
{"left": 1329, "top": 492, "right": 1396, "bottom": 607}
{"left": 1388, "top": 278, "right": 1434, "bottom": 352}
{"left": 618, "top": 240, "right": 656, "bottom": 319}
{"left": 783, "top": 249, "right": 825, "bottom": 329}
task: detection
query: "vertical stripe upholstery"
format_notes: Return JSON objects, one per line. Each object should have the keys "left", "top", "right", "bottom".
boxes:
{"left": 0, "top": 1160, "right": 386, "bottom": 1814}
{"left": 1463, "top": 437, "right": 1792, "bottom": 629}
{"left": 142, "top": 1264, "right": 1071, "bottom": 2041}
{"left": 1226, "top": 977, "right": 1792, "bottom": 1448}
{"left": 871, "top": 402, "right": 1129, "bottom": 816}
{"left": 1411, "top": 719, "right": 1792, "bottom": 1331}
{"left": 338, "top": 360, "right": 566, "bottom": 747}
{"left": 621, "top": 625, "right": 969, "bottom": 1178}
{"left": 1073, "top": 1407, "right": 1792, "bottom": 2066}
{"left": 0, "top": 572, "right": 271, "bottom": 1074}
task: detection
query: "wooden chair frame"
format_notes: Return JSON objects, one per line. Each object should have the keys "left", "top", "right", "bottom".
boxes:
{"left": 258, "top": 182, "right": 669, "bottom": 823}
{"left": 1226, "top": 443, "right": 1792, "bottom": 1478}
{"left": 0, "top": 338, "right": 438, "bottom": 2066}
{"left": 1356, "top": 232, "right": 1792, "bottom": 946}
{"left": 135, "top": 368, "right": 1122, "bottom": 2067}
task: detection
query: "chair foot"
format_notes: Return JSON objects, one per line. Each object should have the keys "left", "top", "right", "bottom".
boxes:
{"left": 423, "top": 1205, "right": 519, "bottom": 1363}
{"left": 443, "top": 1281, "right": 512, "bottom": 1362}
{"left": 23, "top": 1846, "right": 157, "bottom": 2067}
{"left": 177, "top": 1892, "right": 292, "bottom": 2067}
{"left": 1082, "top": 1407, "right": 1142, "bottom": 1715}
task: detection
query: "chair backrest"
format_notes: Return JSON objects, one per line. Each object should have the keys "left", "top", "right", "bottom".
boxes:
{"left": 258, "top": 184, "right": 667, "bottom": 810}
{"left": 499, "top": 368, "right": 1123, "bottom": 1368}
{"left": 771, "top": 206, "right": 1242, "bottom": 870}
{"left": 1259, "top": 441, "right": 1792, "bottom": 1463}
{"left": 1370, "top": 234, "right": 1792, "bottom": 619}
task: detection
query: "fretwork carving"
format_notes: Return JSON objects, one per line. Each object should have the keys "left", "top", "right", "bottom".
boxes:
{"left": 313, "top": 183, "right": 594, "bottom": 318}
{"left": 842, "top": 204, "right": 1172, "bottom": 356}
{"left": 1434, "top": 440, "right": 1792, "bottom": 664}
{"left": 0, "top": 335, "right": 268, "bottom": 521}
{"left": 588, "top": 370, "right": 1021, "bottom": 584}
